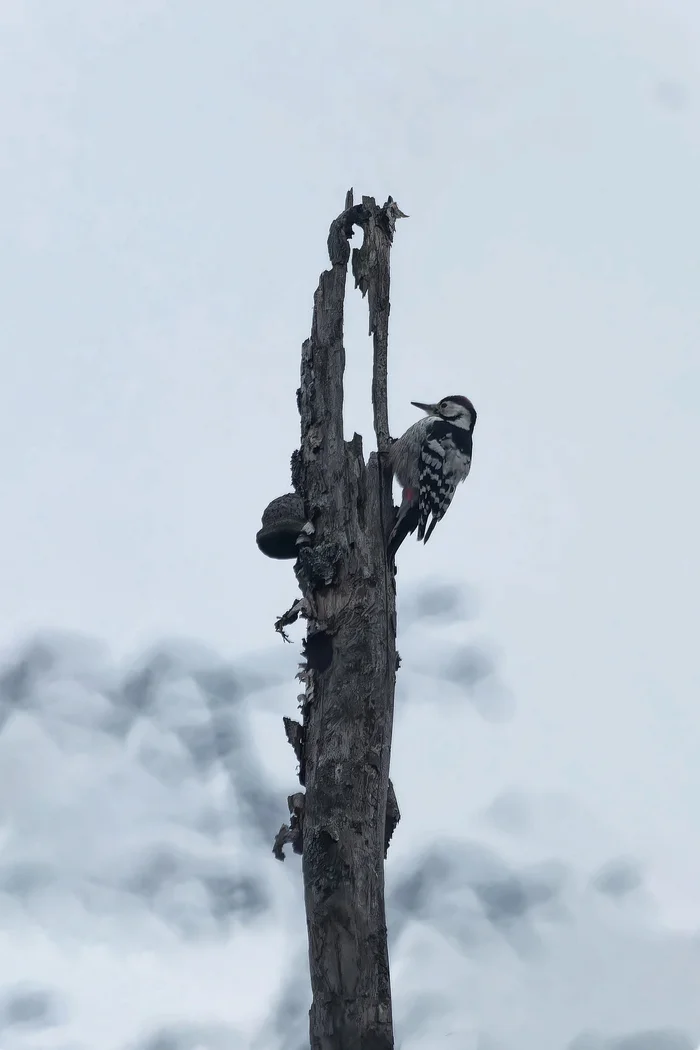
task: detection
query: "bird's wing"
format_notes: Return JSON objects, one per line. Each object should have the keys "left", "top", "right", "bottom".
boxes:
{"left": 417, "top": 436, "right": 457, "bottom": 542}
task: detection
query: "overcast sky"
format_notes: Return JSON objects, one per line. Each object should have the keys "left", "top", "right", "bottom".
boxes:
{"left": 1, "top": 1, "right": 700, "bottom": 1048}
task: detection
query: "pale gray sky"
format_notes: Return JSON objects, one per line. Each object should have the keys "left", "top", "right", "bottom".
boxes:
{"left": 1, "top": 1, "right": 699, "bottom": 1048}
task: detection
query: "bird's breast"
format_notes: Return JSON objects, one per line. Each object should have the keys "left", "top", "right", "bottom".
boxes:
{"left": 444, "top": 442, "right": 471, "bottom": 482}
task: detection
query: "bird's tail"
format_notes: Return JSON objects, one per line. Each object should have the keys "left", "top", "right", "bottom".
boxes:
{"left": 388, "top": 488, "right": 419, "bottom": 560}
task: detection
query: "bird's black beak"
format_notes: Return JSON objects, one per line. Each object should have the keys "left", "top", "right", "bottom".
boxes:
{"left": 411, "top": 401, "right": 438, "bottom": 415}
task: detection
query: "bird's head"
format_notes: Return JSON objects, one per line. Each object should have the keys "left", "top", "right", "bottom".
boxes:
{"left": 411, "top": 394, "right": 477, "bottom": 432}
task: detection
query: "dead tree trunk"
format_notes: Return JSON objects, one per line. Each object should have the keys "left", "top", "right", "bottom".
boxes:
{"left": 267, "top": 190, "right": 406, "bottom": 1049}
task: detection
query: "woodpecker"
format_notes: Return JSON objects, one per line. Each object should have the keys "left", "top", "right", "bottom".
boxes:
{"left": 386, "top": 394, "right": 477, "bottom": 558}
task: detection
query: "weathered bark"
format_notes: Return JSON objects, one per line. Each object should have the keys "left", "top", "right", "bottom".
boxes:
{"left": 279, "top": 191, "right": 405, "bottom": 1049}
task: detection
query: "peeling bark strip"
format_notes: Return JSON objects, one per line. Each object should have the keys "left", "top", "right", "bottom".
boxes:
{"left": 272, "top": 792, "right": 305, "bottom": 861}
{"left": 384, "top": 778, "right": 401, "bottom": 858}
{"left": 295, "top": 191, "right": 405, "bottom": 1050}
{"left": 283, "top": 716, "right": 305, "bottom": 784}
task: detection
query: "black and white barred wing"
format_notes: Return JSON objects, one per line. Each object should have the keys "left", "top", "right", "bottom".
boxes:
{"left": 417, "top": 433, "right": 471, "bottom": 544}
{"left": 417, "top": 436, "right": 452, "bottom": 543}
